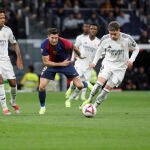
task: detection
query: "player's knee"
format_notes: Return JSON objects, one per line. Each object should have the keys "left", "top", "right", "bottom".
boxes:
{"left": 39, "top": 85, "right": 46, "bottom": 91}
{"left": 76, "top": 84, "right": 84, "bottom": 90}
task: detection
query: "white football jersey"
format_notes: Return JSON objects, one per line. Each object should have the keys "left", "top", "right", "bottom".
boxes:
{"left": 93, "top": 32, "right": 139, "bottom": 69}
{"left": 75, "top": 35, "right": 100, "bottom": 70}
{"left": 0, "top": 25, "right": 16, "bottom": 60}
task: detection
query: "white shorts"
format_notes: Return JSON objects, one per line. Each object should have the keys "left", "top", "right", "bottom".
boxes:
{"left": 0, "top": 60, "right": 16, "bottom": 79}
{"left": 98, "top": 65, "right": 126, "bottom": 88}
{"left": 75, "top": 66, "right": 91, "bottom": 81}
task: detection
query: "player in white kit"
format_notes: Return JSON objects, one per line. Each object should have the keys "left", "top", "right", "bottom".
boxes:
{"left": 65, "top": 23, "right": 90, "bottom": 101}
{"left": 0, "top": 10, "right": 23, "bottom": 115}
{"left": 80, "top": 21, "right": 140, "bottom": 109}
{"left": 65, "top": 24, "right": 100, "bottom": 107}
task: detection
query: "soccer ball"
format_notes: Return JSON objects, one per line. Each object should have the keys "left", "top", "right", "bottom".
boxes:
{"left": 82, "top": 103, "right": 97, "bottom": 118}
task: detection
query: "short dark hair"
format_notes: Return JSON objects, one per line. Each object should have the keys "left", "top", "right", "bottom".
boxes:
{"left": 47, "top": 28, "right": 59, "bottom": 35}
{"left": 108, "top": 21, "right": 120, "bottom": 31}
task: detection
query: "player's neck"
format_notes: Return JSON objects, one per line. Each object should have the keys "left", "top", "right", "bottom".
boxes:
{"left": 0, "top": 25, "right": 4, "bottom": 30}
{"left": 89, "top": 35, "right": 95, "bottom": 40}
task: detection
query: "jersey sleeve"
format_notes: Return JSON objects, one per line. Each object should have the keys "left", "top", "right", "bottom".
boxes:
{"left": 60, "top": 37, "right": 73, "bottom": 50}
{"left": 92, "top": 41, "right": 105, "bottom": 65}
{"left": 8, "top": 28, "right": 17, "bottom": 44}
{"left": 128, "top": 35, "right": 139, "bottom": 63}
{"left": 41, "top": 40, "right": 49, "bottom": 56}
{"left": 74, "top": 35, "right": 81, "bottom": 48}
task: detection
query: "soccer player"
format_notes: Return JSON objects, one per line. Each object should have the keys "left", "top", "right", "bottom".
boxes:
{"left": 80, "top": 21, "right": 140, "bottom": 109}
{"left": 0, "top": 10, "right": 23, "bottom": 115}
{"left": 65, "top": 23, "right": 90, "bottom": 101}
{"left": 65, "top": 24, "right": 100, "bottom": 107}
{"left": 38, "top": 28, "right": 88, "bottom": 114}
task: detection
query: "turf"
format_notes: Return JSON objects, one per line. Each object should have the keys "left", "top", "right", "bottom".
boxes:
{"left": 0, "top": 91, "right": 150, "bottom": 150}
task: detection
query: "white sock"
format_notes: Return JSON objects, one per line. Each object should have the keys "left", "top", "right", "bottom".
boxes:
{"left": 94, "top": 88, "right": 110, "bottom": 108}
{"left": 10, "top": 86, "right": 17, "bottom": 106}
{"left": 81, "top": 88, "right": 87, "bottom": 100}
{"left": 0, "top": 84, "right": 8, "bottom": 110}
{"left": 68, "top": 88, "right": 80, "bottom": 102}
{"left": 88, "top": 81, "right": 103, "bottom": 102}
{"left": 69, "top": 81, "right": 75, "bottom": 90}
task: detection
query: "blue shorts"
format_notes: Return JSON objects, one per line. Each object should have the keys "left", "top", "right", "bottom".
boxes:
{"left": 40, "top": 63, "right": 79, "bottom": 80}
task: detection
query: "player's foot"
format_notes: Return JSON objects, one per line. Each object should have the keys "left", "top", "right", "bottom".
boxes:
{"left": 12, "top": 104, "right": 20, "bottom": 114}
{"left": 3, "top": 109, "right": 11, "bottom": 115}
{"left": 75, "top": 95, "right": 79, "bottom": 101}
{"left": 10, "top": 101, "right": 20, "bottom": 114}
{"left": 79, "top": 99, "right": 90, "bottom": 110}
{"left": 65, "top": 88, "right": 72, "bottom": 99}
{"left": 81, "top": 96, "right": 86, "bottom": 101}
{"left": 65, "top": 100, "right": 71, "bottom": 108}
{"left": 87, "top": 82, "right": 93, "bottom": 91}
{"left": 39, "top": 107, "right": 46, "bottom": 115}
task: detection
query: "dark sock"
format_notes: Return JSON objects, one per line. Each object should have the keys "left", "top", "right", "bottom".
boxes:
{"left": 82, "top": 81, "right": 88, "bottom": 88}
{"left": 38, "top": 90, "right": 46, "bottom": 107}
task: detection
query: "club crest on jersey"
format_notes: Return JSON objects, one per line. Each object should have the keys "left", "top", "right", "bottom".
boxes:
{"left": 2, "top": 33, "right": 6, "bottom": 38}
{"left": 52, "top": 50, "right": 57, "bottom": 55}
{"left": 120, "top": 43, "right": 124, "bottom": 48}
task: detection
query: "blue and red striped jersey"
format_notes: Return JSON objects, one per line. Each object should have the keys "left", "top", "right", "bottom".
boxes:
{"left": 41, "top": 37, "right": 73, "bottom": 62}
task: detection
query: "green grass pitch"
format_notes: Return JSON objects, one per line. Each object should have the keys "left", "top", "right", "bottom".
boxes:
{"left": 0, "top": 91, "right": 150, "bottom": 150}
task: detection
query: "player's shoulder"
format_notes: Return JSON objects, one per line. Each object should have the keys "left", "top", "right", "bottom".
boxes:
{"left": 121, "top": 32, "right": 135, "bottom": 42}
{"left": 41, "top": 38, "right": 49, "bottom": 44}
{"left": 99, "top": 34, "right": 110, "bottom": 44}
{"left": 2, "top": 25, "right": 12, "bottom": 33}
{"left": 59, "top": 37, "right": 72, "bottom": 45}
{"left": 41, "top": 38, "right": 49, "bottom": 48}
{"left": 76, "top": 34, "right": 88, "bottom": 40}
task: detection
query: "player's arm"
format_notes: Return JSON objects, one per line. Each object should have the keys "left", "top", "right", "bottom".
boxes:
{"left": 91, "top": 43, "right": 104, "bottom": 68}
{"left": 127, "top": 37, "right": 140, "bottom": 69}
{"left": 73, "top": 45, "right": 85, "bottom": 59}
{"left": 42, "top": 55, "right": 70, "bottom": 67}
{"left": 9, "top": 29, "right": 23, "bottom": 70}
{"left": 13, "top": 42, "right": 23, "bottom": 70}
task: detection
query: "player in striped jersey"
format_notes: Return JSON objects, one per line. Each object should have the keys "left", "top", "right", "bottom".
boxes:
{"left": 0, "top": 10, "right": 23, "bottom": 115}
{"left": 80, "top": 21, "right": 140, "bottom": 110}
{"left": 38, "top": 28, "right": 90, "bottom": 114}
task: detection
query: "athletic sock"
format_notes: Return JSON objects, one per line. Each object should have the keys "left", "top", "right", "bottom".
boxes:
{"left": 94, "top": 88, "right": 110, "bottom": 108}
{"left": 70, "top": 81, "right": 75, "bottom": 90}
{"left": 67, "top": 88, "right": 80, "bottom": 102}
{"left": 38, "top": 90, "right": 46, "bottom": 107}
{"left": 81, "top": 88, "right": 87, "bottom": 100}
{"left": 0, "top": 84, "right": 8, "bottom": 110}
{"left": 10, "top": 86, "right": 17, "bottom": 106}
{"left": 88, "top": 81, "right": 103, "bottom": 102}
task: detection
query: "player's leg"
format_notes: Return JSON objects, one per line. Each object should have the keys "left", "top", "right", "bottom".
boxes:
{"left": 8, "top": 79, "right": 20, "bottom": 114}
{"left": 93, "top": 69, "right": 126, "bottom": 108}
{"left": 79, "top": 66, "right": 110, "bottom": 109}
{"left": 65, "top": 76, "right": 84, "bottom": 107}
{"left": 93, "top": 84, "right": 112, "bottom": 108}
{"left": 65, "top": 81, "right": 76, "bottom": 99}
{"left": 0, "top": 75, "right": 11, "bottom": 115}
{"left": 81, "top": 88, "right": 87, "bottom": 101}
{"left": 2, "top": 61, "right": 17, "bottom": 114}
{"left": 38, "top": 77, "right": 49, "bottom": 114}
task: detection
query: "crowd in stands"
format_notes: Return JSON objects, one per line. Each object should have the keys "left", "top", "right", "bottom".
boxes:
{"left": 0, "top": 0, "right": 150, "bottom": 90}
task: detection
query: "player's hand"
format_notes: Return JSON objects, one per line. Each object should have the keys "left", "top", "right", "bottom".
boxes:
{"left": 61, "top": 59, "right": 70, "bottom": 66}
{"left": 16, "top": 58, "right": 23, "bottom": 70}
{"left": 89, "top": 63, "right": 95, "bottom": 69}
{"left": 127, "top": 60, "right": 133, "bottom": 69}
{"left": 79, "top": 54, "right": 86, "bottom": 59}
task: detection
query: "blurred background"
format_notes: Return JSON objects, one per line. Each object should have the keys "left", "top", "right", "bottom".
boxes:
{"left": 1, "top": 0, "right": 150, "bottom": 91}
